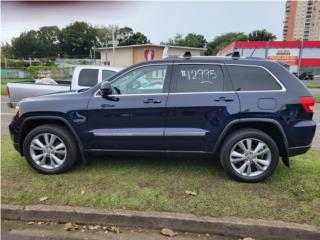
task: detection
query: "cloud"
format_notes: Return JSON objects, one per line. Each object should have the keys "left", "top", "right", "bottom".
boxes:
{"left": 1, "top": 1, "right": 285, "bottom": 44}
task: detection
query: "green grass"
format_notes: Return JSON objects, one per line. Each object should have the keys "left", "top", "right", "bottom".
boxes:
{"left": 1, "top": 78, "right": 29, "bottom": 85}
{"left": 1, "top": 135, "right": 320, "bottom": 225}
{"left": 1, "top": 78, "right": 28, "bottom": 96}
{"left": 305, "top": 83, "right": 320, "bottom": 89}
{"left": 315, "top": 95, "right": 320, "bottom": 103}
{"left": 1, "top": 86, "right": 7, "bottom": 95}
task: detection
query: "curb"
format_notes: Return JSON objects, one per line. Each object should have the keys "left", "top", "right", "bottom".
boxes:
{"left": 2, "top": 204, "right": 320, "bottom": 240}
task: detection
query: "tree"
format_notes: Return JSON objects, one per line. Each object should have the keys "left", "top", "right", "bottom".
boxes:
{"left": 161, "top": 33, "right": 207, "bottom": 48}
{"left": 162, "top": 33, "right": 185, "bottom": 46}
{"left": 11, "top": 30, "right": 43, "bottom": 58}
{"left": 206, "top": 32, "right": 248, "bottom": 56}
{"left": 184, "top": 33, "right": 207, "bottom": 48}
{"left": 95, "top": 25, "right": 115, "bottom": 47}
{"left": 117, "top": 27, "right": 150, "bottom": 46}
{"left": 37, "top": 26, "right": 61, "bottom": 57}
{"left": 59, "top": 21, "right": 97, "bottom": 58}
{"left": 248, "top": 29, "right": 276, "bottom": 41}
{"left": 95, "top": 26, "right": 150, "bottom": 47}
{"left": 1, "top": 43, "right": 13, "bottom": 59}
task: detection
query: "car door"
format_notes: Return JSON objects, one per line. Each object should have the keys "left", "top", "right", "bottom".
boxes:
{"left": 86, "top": 64, "right": 172, "bottom": 150}
{"left": 165, "top": 63, "right": 240, "bottom": 152}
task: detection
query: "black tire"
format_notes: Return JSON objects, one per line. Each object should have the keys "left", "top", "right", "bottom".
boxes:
{"left": 220, "top": 128, "right": 279, "bottom": 183}
{"left": 23, "top": 124, "right": 78, "bottom": 174}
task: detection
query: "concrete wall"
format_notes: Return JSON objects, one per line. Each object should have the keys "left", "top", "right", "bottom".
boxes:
{"left": 100, "top": 47, "right": 204, "bottom": 67}
{"left": 133, "top": 47, "right": 163, "bottom": 64}
{"left": 104, "top": 48, "right": 133, "bottom": 67}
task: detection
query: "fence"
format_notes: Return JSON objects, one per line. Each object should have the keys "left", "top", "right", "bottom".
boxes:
{"left": 0, "top": 69, "right": 31, "bottom": 79}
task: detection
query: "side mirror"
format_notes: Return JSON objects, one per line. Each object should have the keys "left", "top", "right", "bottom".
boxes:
{"left": 100, "top": 81, "right": 113, "bottom": 98}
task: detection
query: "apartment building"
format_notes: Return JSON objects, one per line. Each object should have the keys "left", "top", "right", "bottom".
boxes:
{"left": 283, "top": 0, "right": 320, "bottom": 40}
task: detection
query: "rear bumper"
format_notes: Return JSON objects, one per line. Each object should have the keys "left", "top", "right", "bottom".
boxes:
{"left": 288, "top": 145, "right": 311, "bottom": 157}
{"left": 287, "top": 120, "right": 316, "bottom": 150}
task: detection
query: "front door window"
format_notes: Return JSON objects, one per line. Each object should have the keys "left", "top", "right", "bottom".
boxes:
{"left": 112, "top": 65, "right": 168, "bottom": 95}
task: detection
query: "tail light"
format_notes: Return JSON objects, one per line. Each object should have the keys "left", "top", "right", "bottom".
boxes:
{"left": 298, "top": 96, "right": 315, "bottom": 112}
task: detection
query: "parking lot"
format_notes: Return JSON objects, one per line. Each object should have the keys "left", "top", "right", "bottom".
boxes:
{"left": 1, "top": 95, "right": 319, "bottom": 148}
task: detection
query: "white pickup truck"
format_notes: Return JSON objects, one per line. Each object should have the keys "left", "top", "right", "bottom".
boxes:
{"left": 7, "top": 65, "right": 122, "bottom": 108}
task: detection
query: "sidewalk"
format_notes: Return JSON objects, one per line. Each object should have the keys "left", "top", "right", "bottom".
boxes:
{"left": 2, "top": 219, "right": 233, "bottom": 240}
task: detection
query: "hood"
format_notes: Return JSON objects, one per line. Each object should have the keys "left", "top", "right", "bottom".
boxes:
{"left": 19, "top": 90, "right": 92, "bottom": 115}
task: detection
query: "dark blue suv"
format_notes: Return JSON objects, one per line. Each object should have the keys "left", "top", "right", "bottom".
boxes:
{"left": 9, "top": 56, "right": 316, "bottom": 182}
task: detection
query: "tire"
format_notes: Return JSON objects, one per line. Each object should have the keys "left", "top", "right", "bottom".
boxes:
{"left": 23, "top": 124, "right": 78, "bottom": 174}
{"left": 220, "top": 128, "right": 279, "bottom": 183}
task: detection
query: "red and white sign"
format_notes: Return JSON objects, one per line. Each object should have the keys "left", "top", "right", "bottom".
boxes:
{"left": 144, "top": 49, "right": 155, "bottom": 61}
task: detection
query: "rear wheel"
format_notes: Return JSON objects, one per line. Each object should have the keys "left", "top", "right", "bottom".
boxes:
{"left": 23, "top": 124, "right": 78, "bottom": 174}
{"left": 220, "top": 128, "right": 279, "bottom": 182}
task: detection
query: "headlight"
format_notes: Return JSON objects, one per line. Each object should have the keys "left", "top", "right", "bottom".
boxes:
{"left": 15, "top": 105, "right": 20, "bottom": 114}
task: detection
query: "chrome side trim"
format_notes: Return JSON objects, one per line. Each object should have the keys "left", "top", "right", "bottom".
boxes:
{"left": 95, "top": 91, "right": 168, "bottom": 97}
{"left": 91, "top": 128, "right": 163, "bottom": 137}
{"left": 173, "top": 62, "right": 223, "bottom": 65}
{"left": 165, "top": 128, "right": 208, "bottom": 137}
{"left": 94, "top": 132, "right": 163, "bottom": 137}
{"left": 91, "top": 128, "right": 208, "bottom": 137}
{"left": 94, "top": 63, "right": 287, "bottom": 97}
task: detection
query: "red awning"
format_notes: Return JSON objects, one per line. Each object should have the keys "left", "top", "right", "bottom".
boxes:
{"left": 300, "top": 59, "right": 320, "bottom": 66}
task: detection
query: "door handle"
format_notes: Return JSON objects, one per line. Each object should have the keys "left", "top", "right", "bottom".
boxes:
{"left": 143, "top": 99, "right": 162, "bottom": 104}
{"left": 214, "top": 97, "right": 234, "bottom": 102}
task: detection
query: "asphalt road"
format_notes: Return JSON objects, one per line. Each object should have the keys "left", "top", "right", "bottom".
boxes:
{"left": 1, "top": 220, "right": 234, "bottom": 240}
{"left": 1, "top": 96, "right": 319, "bottom": 148}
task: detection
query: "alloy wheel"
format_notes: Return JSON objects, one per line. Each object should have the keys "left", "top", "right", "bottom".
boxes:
{"left": 229, "top": 138, "right": 271, "bottom": 177}
{"left": 29, "top": 133, "right": 67, "bottom": 169}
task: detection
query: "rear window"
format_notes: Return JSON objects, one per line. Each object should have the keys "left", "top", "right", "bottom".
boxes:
{"left": 78, "top": 69, "right": 99, "bottom": 87}
{"left": 174, "top": 64, "right": 224, "bottom": 92}
{"left": 102, "top": 70, "right": 116, "bottom": 81}
{"left": 227, "top": 65, "right": 282, "bottom": 91}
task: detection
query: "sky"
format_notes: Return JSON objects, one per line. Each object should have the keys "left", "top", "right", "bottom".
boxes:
{"left": 1, "top": 1, "right": 286, "bottom": 44}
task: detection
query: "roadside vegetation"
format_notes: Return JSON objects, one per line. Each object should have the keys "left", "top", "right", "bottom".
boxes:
{"left": 1, "top": 78, "right": 28, "bottom": 96}
{"left": 305, "top": 83, "right": 320, "bottom": 88}
{"left": 315, "top": 94, "right": 320, "bottom": 103}
{"left": 1, "top": 87, "right": 7, "bottom": 95}
{"left": 1, "top": 135, "right": 319, "bottom": 225}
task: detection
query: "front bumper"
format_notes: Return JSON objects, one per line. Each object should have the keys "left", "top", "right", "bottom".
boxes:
{"left": 8, "top": 113, "right": 22, "bottom": 155}
{"left": 7, "top": 102, "right": 14, "bottom": 108}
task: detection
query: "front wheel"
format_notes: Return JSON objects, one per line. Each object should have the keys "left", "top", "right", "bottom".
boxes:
{"left": 220, "top": 128, "right": 279, "bottom": 182}
{"left": 23, "top": 124, "right": 78, "bottom": 174}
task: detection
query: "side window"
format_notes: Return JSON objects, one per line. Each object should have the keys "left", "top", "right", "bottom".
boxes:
{"left": 227, "top": 65, "right": 282, "bottom": 91}
{"left": 174, "top": 64, "right": 224, "bottom": 92}
{"left": 102, "top": 70, "right": 116, "bottom": 81}
{"left": 112, "top": 65, "right": 168, "bottom": 95}
{"left": 78, "top": 69, "right": 99, "bottom": 87}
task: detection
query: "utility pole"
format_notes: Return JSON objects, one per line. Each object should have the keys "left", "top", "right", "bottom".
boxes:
{"left": 107, "top": 26, "right": 119, "bottom": 66}
{"left": 112, "top": 27, "right": 115, "bottom": 65}
{"left": 297, "top": 40, "right": 303, "bottom": 77}
{"left": 4, "top": 57, "right": 8, "bottom": 79}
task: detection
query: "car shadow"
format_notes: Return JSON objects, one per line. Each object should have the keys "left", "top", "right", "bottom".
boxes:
{"left": 73, "top": 152, "right": 224, "bottom": 176}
